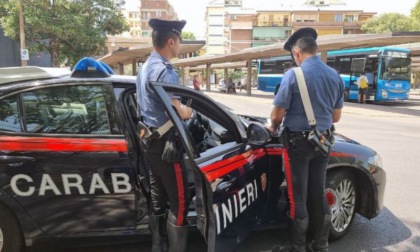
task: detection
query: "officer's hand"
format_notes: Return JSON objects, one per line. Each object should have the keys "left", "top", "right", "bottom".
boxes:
{"left": 139, "top": 128, "right": 146, "bottom": 139}
{"left": 182, "top": 105, "right": 193, "bottom": 119}
{"left": 320, "top": 135, "right": 326, "bottom": 145}
{"left": 264, "top": 123, "right": 274, "bottom": 133}
{"left": 186, "top": 106, "right": 193, "bottom": 117}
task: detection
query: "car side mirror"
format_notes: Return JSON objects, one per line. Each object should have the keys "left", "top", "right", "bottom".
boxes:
{"left": 247, "top": 122, "right": 271, "bottom": 145}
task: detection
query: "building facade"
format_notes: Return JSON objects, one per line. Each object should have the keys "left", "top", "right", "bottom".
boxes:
{"left": 205, "top": 0, "right": 376, "bottom": 55}
{"left": 140, "top": 0, "right": 178, "bottom": 38}
{"left": 253, "top": 11, "right": 293, "bottom": 47}
{"left": 225, "top": 8, "right": 256, "bottom": 53}
{"left": 109, "top": 0, "right": 181, "bottom": 53}
{"left": 120, "top": 8, "right": 142, "bottom": 37}
{"left": 206, "top": 0, "right": 226, "bottom": 55}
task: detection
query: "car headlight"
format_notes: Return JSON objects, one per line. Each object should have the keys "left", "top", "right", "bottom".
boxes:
{"left": 381, "top": 89, "right": 388, "bottom": 98}
{"left": 368, "top": 154, "right": 383, "bottom": 174}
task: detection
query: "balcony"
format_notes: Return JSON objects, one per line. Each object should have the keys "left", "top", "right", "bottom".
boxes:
{"left": 292, "top": 21, "right": 364, "bottom": 28}
{"left": 343, "top": 21, "right": 365, "bottom": 29}
{"left": 256, "top": 22, "right": 292, "bottom": 27}
{"left": 292, "top": 21, "right": 364, "bottom": 27}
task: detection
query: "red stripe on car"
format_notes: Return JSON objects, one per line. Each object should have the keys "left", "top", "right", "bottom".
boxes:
{"left": 0, "top": 136, "right": 128, "bottom": 152}
{"left": 174, "top": 162, "right": 186, "bottom": 226}
{"left": 202, "top": 149, "right": 266, "bottom": 182}
{"left": 283, "top": 148, "right": 295, "bottom": 220}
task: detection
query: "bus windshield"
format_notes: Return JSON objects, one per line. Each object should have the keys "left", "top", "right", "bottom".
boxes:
{"left": 381, "top": 57, "right": 411, "bottom": 81}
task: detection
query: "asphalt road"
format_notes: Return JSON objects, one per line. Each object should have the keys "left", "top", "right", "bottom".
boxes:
{"left": 59, "top": 89, "right": 420, "bottom": 252}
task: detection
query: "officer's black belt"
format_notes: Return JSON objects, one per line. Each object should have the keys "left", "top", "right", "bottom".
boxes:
{"left": 288, "top": 130, "right": 331, "bottom": 140}
{"left": 146, "top": 120, "right": 173, "bottom": 140}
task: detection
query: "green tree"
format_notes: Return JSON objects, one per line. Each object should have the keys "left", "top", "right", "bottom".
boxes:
{"left": 361, "top": 13, "right": 420, "bottom": 33}
{"left": 228, "top": 69, "right": 244, "bottom": 82}
{"left": 411, "top": 0, "right": 420, "bottom": 20}
{"left": 182, "top": 31, "right": 196, "bottom": 40}
{"left": 0, "top": 0, "right": 129, "bottom": 67}
{"left": 181, "top": 31, "right": 200, "bottom": 56}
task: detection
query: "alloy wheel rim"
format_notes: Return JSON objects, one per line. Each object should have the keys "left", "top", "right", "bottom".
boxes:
{"left": 326, "top": 178, "right": 356, "bottom": 233}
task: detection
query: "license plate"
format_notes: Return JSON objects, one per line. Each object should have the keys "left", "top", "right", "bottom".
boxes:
{"left": 395, "top": 83, "right": 402, "bottom": 88}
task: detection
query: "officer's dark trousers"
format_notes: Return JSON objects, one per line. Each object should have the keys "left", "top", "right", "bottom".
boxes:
{"left": 283, "top": 138, "right": 330, "bottom": 220}
{"left": 143, "top": 135, "right": 189, "bottom": 252}
{"left": 282, "top": 138, "right": 331, "bottom": 251}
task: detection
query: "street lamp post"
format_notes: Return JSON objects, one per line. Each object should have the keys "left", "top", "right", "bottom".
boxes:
{"left": 18, "top": 0, "right": 27, "bottom": 66}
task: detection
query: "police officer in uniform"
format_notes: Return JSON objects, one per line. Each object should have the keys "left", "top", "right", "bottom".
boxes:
{"left": 136, "top": 18, "right": 192, "bottom": 252}
{"left": 269, "top": 28, "right": 344, "bottom": 252}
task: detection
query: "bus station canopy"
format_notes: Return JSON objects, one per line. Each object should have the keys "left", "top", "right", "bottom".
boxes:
{"left": 172, "top": 32, "right": 420, "bottom": 68}
{"left": 99, "top": 42, "right": 205, "bottom": 67}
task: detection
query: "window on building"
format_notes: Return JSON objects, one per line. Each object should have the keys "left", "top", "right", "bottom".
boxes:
{"left": 335, "top": 14, "right": 343, "bottom": 22}
{"left": 344, "top": 15, "right": 355, "bottom": 22}
{"left": 143, "top": 12, "right": 151, "bottom": 20}
{"left": 294, "top": 14, "right": 316, "bottom": 22}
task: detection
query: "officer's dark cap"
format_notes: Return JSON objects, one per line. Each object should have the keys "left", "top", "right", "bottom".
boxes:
{"left": 283, "top": 27, "right": 318, "bottom": 52}
{"left": 149, "top": 18, "right": 186, "bottom": 39}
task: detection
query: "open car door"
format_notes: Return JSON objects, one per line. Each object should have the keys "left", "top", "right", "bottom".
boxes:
{"left": 150, "top": 82, "right": 272, "bottom": 251}
{"left": 117, "top": 86, "right": 152, "bottom": 226}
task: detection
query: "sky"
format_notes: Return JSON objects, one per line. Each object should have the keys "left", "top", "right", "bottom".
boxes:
{"left": 124, "top": 0, "right": 419, "bottom": 39}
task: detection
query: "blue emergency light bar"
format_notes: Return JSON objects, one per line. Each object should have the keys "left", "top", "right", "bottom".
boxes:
{"left": 99, "top": 61, "right": 115, "bottom": 75}
{"left": 71, "top": 57, "right": 114, "bottom": 78}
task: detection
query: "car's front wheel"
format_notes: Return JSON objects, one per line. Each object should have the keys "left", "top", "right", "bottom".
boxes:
{"left": 325, "top": 169, "right": 357, "bottom": 241}
{"left": 0, "top": 205, "right": 24, "bottom": 252}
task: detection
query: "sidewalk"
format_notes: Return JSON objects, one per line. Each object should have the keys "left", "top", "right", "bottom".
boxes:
{"left": 410, "top": 88, "right": 420, "bottom": 95}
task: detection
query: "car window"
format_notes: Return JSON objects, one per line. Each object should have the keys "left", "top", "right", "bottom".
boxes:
{"left": 180, "top": 97, "right": 237, "bottom": 154}
{"left": 0, "top": 95, "right": 21, "bottom": 132}
{"left": 22, "top": 85, "right": 114, "bottom": 135}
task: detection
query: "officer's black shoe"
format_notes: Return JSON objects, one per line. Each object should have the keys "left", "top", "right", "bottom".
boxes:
{"left": 167, "top": 221, "right": 189, "bottom": 252}
{"left": 272, "top": 218, "right": 309, "bottom": 252}
{"left": 290, "top": 217, "right": 309, "bottom": 252}
{"left": 149, "top": 213, "right": 168, "bottom": 252}
{"left": 311, "top": 214, "right": 332, "bottom": 252}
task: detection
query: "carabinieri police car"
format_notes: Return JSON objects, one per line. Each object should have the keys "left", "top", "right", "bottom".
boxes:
{"left": 0, "top": 58, "right": 385, "bottom": 251}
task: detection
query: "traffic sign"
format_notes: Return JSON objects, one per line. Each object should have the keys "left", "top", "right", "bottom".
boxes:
{"left": 21, "top": 49, "right": 29, "bottom": 61}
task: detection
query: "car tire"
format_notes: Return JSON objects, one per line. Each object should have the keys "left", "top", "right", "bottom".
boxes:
{"left": 0, "top": 204, "right": 25, "bottom": 252}
{"left": 325, "top": 169, "right": 357, "bottom": 241}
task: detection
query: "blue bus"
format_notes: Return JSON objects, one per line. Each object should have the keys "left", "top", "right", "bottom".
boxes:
{"left": 257, "top": 47, "right": 412, "bottom": 102}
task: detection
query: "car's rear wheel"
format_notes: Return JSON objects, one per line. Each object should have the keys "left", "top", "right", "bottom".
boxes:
{"left": 0, "top": 205, "right": 24, "bottom": 252}
{"left": 325, "top": 170, "right": 356, "bottom": 241}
